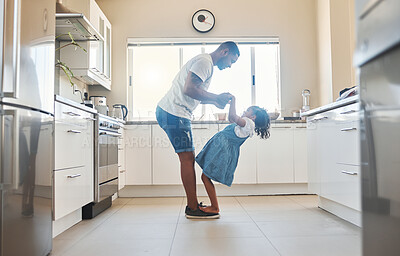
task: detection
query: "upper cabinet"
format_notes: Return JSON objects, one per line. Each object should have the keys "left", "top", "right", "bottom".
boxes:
{"left": 56, "top": 0, "right": 112, "bottom": 90}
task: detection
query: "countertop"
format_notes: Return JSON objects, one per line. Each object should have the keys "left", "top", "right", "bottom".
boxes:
{"left": 126, "top": 119, "right": 306, "bottom": 125}
{"left": 300, "top": 95, "right": 359, "bottom": 117}
{"left": 55, "top": 95, "right": 98, "bottom": 114}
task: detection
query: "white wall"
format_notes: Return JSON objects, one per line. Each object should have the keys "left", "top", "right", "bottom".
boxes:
{"left": 316, "top": 0, "right": 333, "bottom": 105}
{"left": 316, "top": 0, "right": 356, "bottom": 105}
{"left": 93, "top": 0, "right": 320, "bottom": 118}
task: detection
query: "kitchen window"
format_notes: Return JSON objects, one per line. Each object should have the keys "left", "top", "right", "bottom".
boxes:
{"left": 127, "top": 38, "right": 281, "bottom": 120}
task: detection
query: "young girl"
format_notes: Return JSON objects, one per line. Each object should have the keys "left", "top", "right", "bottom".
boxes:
{"left": 195, "top": 96, "right": 270, "bottom": 215}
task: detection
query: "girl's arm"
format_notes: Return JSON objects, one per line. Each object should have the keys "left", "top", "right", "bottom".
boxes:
{"left": 228, "top": 96, "right": 246, "bottom": 127}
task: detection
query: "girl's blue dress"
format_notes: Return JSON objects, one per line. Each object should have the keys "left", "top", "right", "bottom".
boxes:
{"left": 195, "top": 123, "right": 248, "bottom": 187}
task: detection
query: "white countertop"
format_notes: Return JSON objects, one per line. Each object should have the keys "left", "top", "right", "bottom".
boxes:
{"left": 300, "top": 95, "right": 359, "bottom": 117}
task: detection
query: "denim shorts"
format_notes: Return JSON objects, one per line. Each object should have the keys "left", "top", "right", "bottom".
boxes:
{"left": 156, "top": 106, "right": 194, "bottom": 153}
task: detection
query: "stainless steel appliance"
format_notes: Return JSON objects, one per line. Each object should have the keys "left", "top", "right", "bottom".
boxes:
{"left": 356, "top": 0, "right": 400, "bottom": 255}
{"left": 0, "top": 0, "right": 55, "bottom": 255}
{"left": 111, "top": 104, "right": 128, "bottom": 120}
{"left": 82, "top": 114, "right": 119, "bottom": 219}
{"left": 90, "top": 96, "right": 108, "bottom": 115}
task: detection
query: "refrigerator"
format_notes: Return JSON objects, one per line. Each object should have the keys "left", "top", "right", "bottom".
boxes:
{"left": 355, "top": 0, "right": 400, "bottom": 255}
{"left": 0, "top": 0, "right": 55, "bottom": 255}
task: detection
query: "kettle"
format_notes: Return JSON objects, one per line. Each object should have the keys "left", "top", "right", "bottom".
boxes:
{"left": 112, "top": 104, "right": 128, "bottom": 120}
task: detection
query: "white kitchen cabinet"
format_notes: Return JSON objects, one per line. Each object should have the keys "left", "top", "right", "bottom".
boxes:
{"left": 306, "top": 120, "right": 319, "bottom": 194}
{"left": 152, "top": 125, "right": 181, "bottom": 185}
{"left": 54, "top": 166, "right": 92, "bottom": 220}
{"left": 323, "top": 164, "right": 361, "bottom": 211}
{"left": 192, "top": 124, "right": 219, "bottom": 185}
{"left": 54, "top": 101, "right": 94, "bottom": 220}
{"left": 306, "top": 102, "right": 361, "bottom": 211}
{"left": 293, "top": 124, "right": 308, "bottom": 183}
{"left": 90, "top": 3, "right": 112, "bottom": 82}
{"left": 125, "top": 125, "right": 152, "bottom": 185}
{"left": 257, "top": 124, "right": 294, "bottom": 183}
{"left": 58, "top": 0, "right": 111, "bottom": 89}
{"left": 118, "top": 126, "right": 126, "bottom": 190}
{"left": 218, "top": 123, "right": 257, "bottom": 184}
{"left": 55, "top": 103, "right": 94, "bottom": 171}
{"left": 151, "top": 123, "right": 219, "bottom": 185}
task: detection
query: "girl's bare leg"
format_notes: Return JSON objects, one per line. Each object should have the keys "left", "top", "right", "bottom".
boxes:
{"left": 200, "top": 173, "right": 219, "bottom": 213}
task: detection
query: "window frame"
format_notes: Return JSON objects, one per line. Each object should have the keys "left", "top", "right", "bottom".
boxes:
{"left": 127, "top": 37, "right": 281, "bottom": 120}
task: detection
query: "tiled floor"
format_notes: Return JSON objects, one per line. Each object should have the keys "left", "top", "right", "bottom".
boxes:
{"left": 51, "top": 195, "right": 361, "bottom": 256}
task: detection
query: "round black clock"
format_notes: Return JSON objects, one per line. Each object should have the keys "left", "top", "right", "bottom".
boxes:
{"left": 192, "top": 9, "right": 215, "bottom": 33}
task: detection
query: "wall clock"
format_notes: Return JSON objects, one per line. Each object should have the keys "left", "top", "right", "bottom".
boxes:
{"left": 192, "top": 9, "right": 215, "bottom": 33}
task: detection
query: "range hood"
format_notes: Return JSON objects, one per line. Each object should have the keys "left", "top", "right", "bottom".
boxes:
{"left": 72, "top": 69, "right": 111, "bottom": 91}
{"left": 56, "top": 13, "right": 104, "bottom": 41}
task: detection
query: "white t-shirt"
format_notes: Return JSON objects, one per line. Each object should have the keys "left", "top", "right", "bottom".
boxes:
{"left": 158, "top": 53, "right": 214, "bottom": 119}
{"left": 234, "top": 117, "right": 255, "bottom": 138}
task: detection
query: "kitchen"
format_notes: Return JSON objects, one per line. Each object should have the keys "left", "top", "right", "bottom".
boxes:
{"left": 0, "top": 0, "right": 399, "bottom": 255}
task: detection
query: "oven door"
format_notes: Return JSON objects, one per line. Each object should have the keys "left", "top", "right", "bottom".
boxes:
{"left": 98, "top": 130, "right": 120, "bottom": 182}
{"left": 107, "top": 133, "right": 119, "bottom": 181}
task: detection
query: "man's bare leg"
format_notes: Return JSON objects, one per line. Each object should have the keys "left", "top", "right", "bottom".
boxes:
{"left": 200, "top": 173, "right": 219, "bottom": 213}
{"left": 178, "top": 151, "right": 198, "bottom": 210}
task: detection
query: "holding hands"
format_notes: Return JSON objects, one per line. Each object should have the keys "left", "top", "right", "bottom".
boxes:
{"left": 214, "top": 92, "right": 234, "bottom": 109}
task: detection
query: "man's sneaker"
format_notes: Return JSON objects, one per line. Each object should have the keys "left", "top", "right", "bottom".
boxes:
{"left": 185, "top": 206, "right": 220, "bottom": 219}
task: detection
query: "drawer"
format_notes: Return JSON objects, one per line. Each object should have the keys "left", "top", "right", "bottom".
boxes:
{"left": 55, "top": 102, "right": 95, "bottom": 125}
{"left": 335, "top": 103, "right": 360, "bottom": 122}
{"left": 336, "top": 120, "right": 360, "bottom": 165}
{"left": 321, "top": 164, "right": 361, "bottom": 211}
{"left": 55, "top": 121, "right": 88, "bottom": 170}
{"left": 54, "top": 166, "right": 93, "bottom": 220}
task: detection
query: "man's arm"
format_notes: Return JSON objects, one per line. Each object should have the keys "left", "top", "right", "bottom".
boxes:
{"left": 183, "top": 72, "right": 218, "bottom": 102}
{"left": 183, "top": 72, "right": 231, "bottom": 108}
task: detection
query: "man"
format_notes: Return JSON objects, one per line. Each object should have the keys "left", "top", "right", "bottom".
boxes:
{"left": 156, "top": 41, "right": 240, "bottom": 219}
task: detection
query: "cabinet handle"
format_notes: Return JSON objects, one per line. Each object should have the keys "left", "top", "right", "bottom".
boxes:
{"left": 340, "top": 127, "right": 357, "bottom": 132}
{"left": 63, "top": 111, "right": 81, "bottom": 117}
{"left": 295, "top": 126, "right": 307, "bottom": 129}
{"left": 340, "top": 110, "right": 356, "bottom": 115}
{"left": 118, "top": 165, "right": 122, "bottom": 168}
{"left": 67, "top": 129, "right": 82, "bottom": 134}
{"left": 192, "top": 127, "right": 208, "bottom": 130}
{"left": 67, "top": 174, "right": 81, "bottom": 178}
{"left": 313, "top": 116, "right": 328, "bottom": 122}
{"left": 341, "top": 170, "right": 358, "bottom": 175}
{"left": 85, "top": 117, "right": 96, "bottom": 121}
{"left": 274, "top": 126, "right": 291, "bottom": 129}
{"left": 120, "top": 170, "right": 126, "bottom": 173}
{"left": 118, "top": 148, "right": 123, "bottom": 150}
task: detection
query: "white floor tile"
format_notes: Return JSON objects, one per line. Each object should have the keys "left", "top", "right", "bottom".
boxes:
{"left": 170, "top": 237, "right": 280, "bottom": 256}
{"left": 61, "top": 239, "right": 173, "bottom": 256}
{"left": 51, "top": 195, "right": 361, "bottom": 256}
{"left": 84, "top": 222, "right": 177, "bottom": 241}
{"left": 257, "top": 218, "right": 360, "bottom": 238}
{"left": 127, "top": 197, "right": 183, "bottom": 205}
{"left": 175, "top": 221, "right": 264, "bottom": 238}
{"left": 269, "top": 235, "right": 361, "bottom": 256}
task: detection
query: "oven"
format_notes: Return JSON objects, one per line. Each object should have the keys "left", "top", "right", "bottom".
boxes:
{"left": 95, "top": 114, "right": 121, "bottom": 202}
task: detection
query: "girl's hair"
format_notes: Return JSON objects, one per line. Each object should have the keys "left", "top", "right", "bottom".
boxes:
{"left": 251, "top": 106, "right": 270, "bottom": 139}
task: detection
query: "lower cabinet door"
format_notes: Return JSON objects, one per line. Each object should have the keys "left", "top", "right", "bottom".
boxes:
{"left": 192, "top": 124, "right": 219, "bottom": 185}
{"left": 152, "top": 125, "right": 181, "bottom": 185}
{"left": 54, "top": 166, "right": 92, "bottom": 220}
{"left": 124, "top": 125, "right": 152, "bottom": 185}
{"left": 321, "top": 164, "right": 361, "bottom": 211}
{"left": 257, "top": 125, "right": 294, "bottom": 183}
